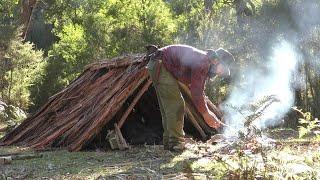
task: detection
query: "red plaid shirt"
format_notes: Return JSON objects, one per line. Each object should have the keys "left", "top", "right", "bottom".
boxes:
{"left": 160, "top": 44, "right": 211, "bottom": 114}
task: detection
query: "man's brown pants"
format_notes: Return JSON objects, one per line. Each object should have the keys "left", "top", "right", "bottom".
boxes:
{"left": 147, "top": 60, "right": 185, "bottom": 147}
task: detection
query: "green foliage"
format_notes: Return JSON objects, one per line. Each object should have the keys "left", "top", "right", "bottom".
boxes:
{"left": 44, "top": 0, "right": 176, "bottom": 58}
{"left": 29, "top": 24, "right": 88, "bottom": 110}
{"left": 29, "top": 55, "right": 66, "bottom": 112}
{"left": 0, "top": 0, "right": 20, "bottom": 25}
{"left": 169, "top": 0, "right": 205, "bottom": 45}
{"left": 0, "top": 104, "right": 26, "bottom": 128}
{"left": 28, "top": 0, "right": 177, "bottom": 111}
{"left": 0, "top": 0, "right": 20, "bottom": 60}
{"left": 294, "top": 107, "right": 320, "bottom": 138}
{"left": 0, "top": 0, "right": 46, "bottom": 122}
{"left": 50, "top": 24, "right": 88, "bottom": 82}
{"left": 226, "top": 152, "right": 260, "bottom": 179}
{"left": 0, "top": 31, "right": 46, "bottom": 110}
{"left": 105, "top": 0, "right": 176, "bottom": 55}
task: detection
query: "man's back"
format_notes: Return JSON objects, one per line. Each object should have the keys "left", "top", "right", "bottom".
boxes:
{"left": 159, "top": 44, "right": 212, "bottom": 115}
{"left": 160, "top": 44, "right": 210, "bottom": 86}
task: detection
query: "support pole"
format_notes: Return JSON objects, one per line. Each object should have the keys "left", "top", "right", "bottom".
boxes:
{"left": 185, "top": 105, "right": 207, "bottom": 140}
{"left": 118, "top": 79, "right": 152, "bottom": 128}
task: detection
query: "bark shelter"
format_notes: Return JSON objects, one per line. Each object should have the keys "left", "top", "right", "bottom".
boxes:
{"left": 0, "top": 54, "right": 222, "bottom": 151}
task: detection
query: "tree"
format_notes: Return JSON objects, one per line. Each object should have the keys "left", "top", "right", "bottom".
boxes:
{"left": 29, "top": 0, "right": 177, "bottom": 111}
{"left": 0, "top": 0, "right": 46, "bottom": 112}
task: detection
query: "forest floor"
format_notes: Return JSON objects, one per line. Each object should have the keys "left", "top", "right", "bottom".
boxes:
{"left": 0, "top": 128, "right": 319, "bottom": 179}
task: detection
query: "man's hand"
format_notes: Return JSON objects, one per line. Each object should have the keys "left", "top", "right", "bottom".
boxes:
{"left": 202, "top": 111, "right": 221, "bottom": 129}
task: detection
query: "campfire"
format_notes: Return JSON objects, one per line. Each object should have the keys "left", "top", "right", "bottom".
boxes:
{"left": 180, "top": 95, "right": 281, "bottom": 158}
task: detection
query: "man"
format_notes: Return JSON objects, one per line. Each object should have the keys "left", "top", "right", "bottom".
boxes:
{"left": 146, "top": 44, "right": 235, "bottom": 151}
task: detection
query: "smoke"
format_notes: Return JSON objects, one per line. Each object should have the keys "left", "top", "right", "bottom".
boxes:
{"left": 216, "top": 0, "right": 320, "bottom": 136}
{"left": 290, "top": 0, "right": 320, "bottom": 38}
{"left": 171, "top": 0, "right": 320, "bottom": 134}
{"left": 221, "top": 40, "right": 300, "bottom": 136}
{"left": 289, "top": 0, "right": 320, "bottom": 75}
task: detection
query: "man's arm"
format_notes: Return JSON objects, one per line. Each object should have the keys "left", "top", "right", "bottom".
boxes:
{"left": 190, "top": 65, "right": 221, "bottom": 129}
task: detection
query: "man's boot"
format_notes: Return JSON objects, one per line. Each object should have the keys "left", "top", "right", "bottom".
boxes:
{"left": 168, "top": 139, "right": 186, "bottom": 152}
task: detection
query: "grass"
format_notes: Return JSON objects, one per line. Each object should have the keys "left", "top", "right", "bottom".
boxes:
{"left": 1, "top": 129, "right": 320, "bottom": 179}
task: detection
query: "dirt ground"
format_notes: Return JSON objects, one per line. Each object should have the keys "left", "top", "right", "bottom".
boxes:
{"left": 0, "top": 129, "right": 319, "bottom": 179}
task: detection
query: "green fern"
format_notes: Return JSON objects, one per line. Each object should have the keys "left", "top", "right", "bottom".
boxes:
{"left": 293, "top": 107, "right": 320, "bottom": 138}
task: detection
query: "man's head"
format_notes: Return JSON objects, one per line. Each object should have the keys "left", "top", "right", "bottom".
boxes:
{"left": 206, "top": 48, "right": 235, "bottom": 78}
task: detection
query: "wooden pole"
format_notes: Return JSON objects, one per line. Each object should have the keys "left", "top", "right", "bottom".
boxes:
{"left": 114, "top": 123, "right": 128, "bottom": 150}
{"left": 178, "top": 82, "right": 223, "bottom": 120}
{"left": 118, "top": 79, "right": 152, "bottom": 128}
{"left": 106, "top": 79, "right": 152, "bottom": 150}
{"left": 185, "top": 106, "right": 207, "bottom": 140}
{"left": 205, "top": 97, "right": 223, "bottom": 119}
{"left": 178, "top": 82, "right": 216, "bottom": 133}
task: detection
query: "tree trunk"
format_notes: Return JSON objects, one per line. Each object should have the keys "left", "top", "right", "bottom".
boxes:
{"left": 21, "top": 0, "right": 37, "bottom": 39}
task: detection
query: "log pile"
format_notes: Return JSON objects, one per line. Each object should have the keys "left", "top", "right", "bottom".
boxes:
{"left": 0, "top": 54, "right": 222, "bottom": 151}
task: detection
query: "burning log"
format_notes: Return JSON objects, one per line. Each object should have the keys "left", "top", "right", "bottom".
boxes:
{"left": 0, "top": 54, "right": 221, "bottom": 151}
